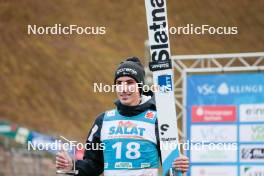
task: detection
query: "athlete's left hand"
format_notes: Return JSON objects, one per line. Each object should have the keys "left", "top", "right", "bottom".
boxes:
{"left": 172, "top": 155, "right": 189, "bottom": 173}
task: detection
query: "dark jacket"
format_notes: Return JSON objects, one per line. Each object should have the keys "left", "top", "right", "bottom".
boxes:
{"left": 76, "top": 96, "right": 160, "bottom": 176}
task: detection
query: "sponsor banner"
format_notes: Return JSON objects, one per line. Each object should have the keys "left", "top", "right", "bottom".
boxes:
{"left": 28, "top": 132, "right": 57, "bottom": 153}
{"left": 240, "top": 124, "right": 264, "bottom": 142}
{"left": 240, "top": 145, "right": 264, "bottom": 162}
{"left": 191, "top": 145, "right": 237, "bottom": 162}
{"left": 240, "top": 165, "right": 264, "bottom": 176}
{"left": 187, "top": 73, "right": 264, "bottom": 176}
{"left": 0, "top": 121, "right": 18, "bottom": 139}
{"left": 191, "top": 165, "right": 237, "bottom": 176}
{"left": 15, "top": 127, "right": 30, "bottom": 144}
{"left": 192, "top": 106, "right": 236, "bottom": 122}
{"left": 240, "top": 104, "right": 264, "bottom": 122}
{"left": 187, "top": 73, "right": 264, "bottom": 105}
{"left": 28, "top": 132, "right": 74, "bottom": 156}
{"left": 191, "top": 125, "right": 237, "bottom": 142}
{"left": 28, "top": 132, "right": 76, "bottom": 155}
{"left": 0, "top": 121, "right": 77, "bottom": 156}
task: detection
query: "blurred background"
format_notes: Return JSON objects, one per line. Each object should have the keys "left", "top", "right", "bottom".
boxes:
{"left": 0, "top": 0, "right": 263, "bottom": 175}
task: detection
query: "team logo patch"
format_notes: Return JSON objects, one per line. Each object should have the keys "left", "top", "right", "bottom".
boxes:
{"left": 141, "top": 163, "right": 151, "bottom": 168}
{"left": 115, "top": 162, "right": 132, "bottom": 169}
{"left": 145, "top": 111, "right": 155, "bottom": 119}
{"left": 106, "top": 110, "right": 115, "bottom": 117}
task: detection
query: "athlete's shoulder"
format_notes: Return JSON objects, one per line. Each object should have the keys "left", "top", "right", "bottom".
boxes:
{"left": 93, "top": 112, "right": 105, "bottom": 126}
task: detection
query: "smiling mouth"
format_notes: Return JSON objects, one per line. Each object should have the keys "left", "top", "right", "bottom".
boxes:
{"left": 120, "top": 93, "right": 131, "bottom": 99}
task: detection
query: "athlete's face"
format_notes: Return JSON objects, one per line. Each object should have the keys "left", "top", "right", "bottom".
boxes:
{"left": 115, "top": 76, "right": 141, "bottom": 106}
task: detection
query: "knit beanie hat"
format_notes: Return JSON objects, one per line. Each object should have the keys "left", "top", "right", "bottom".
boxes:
{"left": 114, "top": 57, "right": 145, "bottom": 93}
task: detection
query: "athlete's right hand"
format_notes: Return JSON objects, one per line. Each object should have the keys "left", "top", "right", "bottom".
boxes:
{"left": 56, "top": 150, "right": 73, "bottom": 171}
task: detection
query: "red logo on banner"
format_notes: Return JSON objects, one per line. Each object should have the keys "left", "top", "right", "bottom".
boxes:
{"left": 192, "top": 106, "right": 236, "bottom": 122}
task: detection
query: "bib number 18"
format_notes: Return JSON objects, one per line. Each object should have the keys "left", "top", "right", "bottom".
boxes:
{"left": 112, "top": 142, "right": 141, "bottom": 159}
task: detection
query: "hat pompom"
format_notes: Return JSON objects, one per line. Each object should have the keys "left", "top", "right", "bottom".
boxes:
{"left": 126, "top": 57, "right": 143, "bottom": 66}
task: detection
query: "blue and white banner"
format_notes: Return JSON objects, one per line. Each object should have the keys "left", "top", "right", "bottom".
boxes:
{"left": 28, "top": 132, "right": 74, "bottom": 155}
{"left": 186, "top": 73, "right": 264, "bottom": 176}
